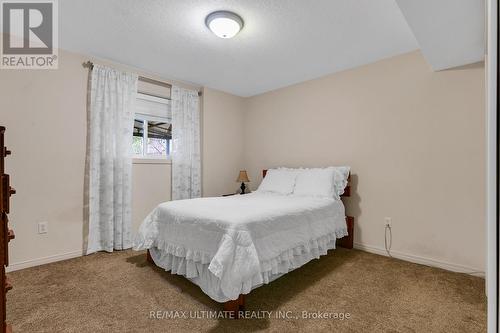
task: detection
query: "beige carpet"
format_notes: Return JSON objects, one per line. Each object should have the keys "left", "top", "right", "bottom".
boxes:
{"left": 6, "top": 248, "right": 486, "bottom": 333}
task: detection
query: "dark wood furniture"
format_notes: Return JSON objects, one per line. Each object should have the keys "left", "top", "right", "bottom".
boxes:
{"left": 146, "top": 167, "right": 354, "bottom": 319}
{"left": 339, "top": 216, "right": 354, "bottom": 249}
{"left": 0, "top": 127, "right": 14, "bottom": 333}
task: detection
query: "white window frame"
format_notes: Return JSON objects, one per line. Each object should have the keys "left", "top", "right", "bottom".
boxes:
{"left": 133, "top": 93, "right": 172, "bottom": 161}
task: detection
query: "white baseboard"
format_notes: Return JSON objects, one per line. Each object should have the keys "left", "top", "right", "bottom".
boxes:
{"left": 354, "top": 242, "right": 485, "bottom": 277}
{"left": 6, "top": 250, "right": 83, "bottom": 272}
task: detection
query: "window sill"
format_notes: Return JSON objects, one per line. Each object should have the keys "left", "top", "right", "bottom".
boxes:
{"left": 133, "top": 158, "right": 172, "bottom": 165}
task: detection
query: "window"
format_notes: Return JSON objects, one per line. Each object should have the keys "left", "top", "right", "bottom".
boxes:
{"left": 133, "top": 93, "right": 172, "bottom": 159}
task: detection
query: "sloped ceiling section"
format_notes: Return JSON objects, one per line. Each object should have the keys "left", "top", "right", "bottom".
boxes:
{"left": 396, "top": 0, "right": 485, "bottom": 71}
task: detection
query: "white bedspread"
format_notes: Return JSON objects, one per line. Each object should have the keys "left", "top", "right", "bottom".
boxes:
{"left": 134, "top": 192, "right": 347, "bottom": 302}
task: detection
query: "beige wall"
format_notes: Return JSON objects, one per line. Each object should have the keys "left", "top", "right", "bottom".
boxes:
{"left": 1, "top": 49, "right": 88, "bottom": 267}
{"left": 0, "top": 49, "right": 244, "bottom": 269}
{"left": 132, "top": 161, "right": 171, "bottom": 232}
{"left": 0, "top": 47, "right": 486, "bottom": 274}
{"left": 202, "top": 87, "right": 245, "bottom": 196}
{"left": 243, "top": 51, "right": 486, "bottom": 272}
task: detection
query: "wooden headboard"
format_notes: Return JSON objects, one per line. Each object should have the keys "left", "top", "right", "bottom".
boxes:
{"left": 262, "top": 169, "right": 351, "bottom": 197}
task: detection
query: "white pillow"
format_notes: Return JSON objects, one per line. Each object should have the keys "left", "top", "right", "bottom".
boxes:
{"left": 332, "top": 166, "right": 350, "bottom": 197}
{"left": 293, "top": 168, "right": 336, "bottom": 198}
{"left": 256, "top": 169, "right": 297, "bottom": 195}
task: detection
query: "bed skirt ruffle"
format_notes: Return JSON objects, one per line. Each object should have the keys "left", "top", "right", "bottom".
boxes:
{"left": 138, "top": 228, "right": 348, "bottom": 302}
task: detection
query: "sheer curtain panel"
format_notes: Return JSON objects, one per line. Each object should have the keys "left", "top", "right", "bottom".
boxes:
{"left": 171, "top": 86, "right": 201, "bottom": 200}
{"left": 87, "top": 65, "right": 138, "bottom": 254}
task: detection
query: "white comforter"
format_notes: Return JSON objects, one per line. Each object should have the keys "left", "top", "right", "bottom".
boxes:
{"left": 134, "top": 192, "right": 347, "bottom": 302}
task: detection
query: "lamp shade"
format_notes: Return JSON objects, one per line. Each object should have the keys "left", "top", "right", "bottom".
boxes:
{"left": 237, "top": 170, "right": 250, "bottom": 183}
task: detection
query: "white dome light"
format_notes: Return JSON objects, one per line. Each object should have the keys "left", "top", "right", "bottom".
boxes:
{"left": 206, "top": 11, "right": 244, "bottom": 39}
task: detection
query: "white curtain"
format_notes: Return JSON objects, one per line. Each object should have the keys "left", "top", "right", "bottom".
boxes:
{"left": 87, "top": 65, "right": 138, "bottom": 254}
{"left": 171, "top": 86, "right": 201, "bottom": 200}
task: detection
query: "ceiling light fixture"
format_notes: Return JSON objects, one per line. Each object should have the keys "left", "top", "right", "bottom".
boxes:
{"left": 206, "top": 11, "right": 244, "bottom": 39}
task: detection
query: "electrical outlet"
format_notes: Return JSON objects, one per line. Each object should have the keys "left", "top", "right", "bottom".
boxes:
{"left": 38, "top": 221, "right": 48, "bottom": 234}
{"left": 384, "top": 217, "right": 392, "bottom": 228}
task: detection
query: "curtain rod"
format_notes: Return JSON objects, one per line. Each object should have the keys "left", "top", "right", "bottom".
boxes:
{"left": 82, "top": 60, "right": 203, "bottom": 96}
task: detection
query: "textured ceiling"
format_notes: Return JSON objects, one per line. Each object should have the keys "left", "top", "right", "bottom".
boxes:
{"left": 59, "top": 0, "right": 419, "bottom": 96}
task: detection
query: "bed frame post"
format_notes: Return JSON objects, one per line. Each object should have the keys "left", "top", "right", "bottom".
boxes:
{"left": 339, "top": 216, "right": 354, "bottom": 249}
{"left": 339, "top": 172, "right": 354, "bottom": 249}
{"left": 223, "top": 294, "right": 245, "bottom": 319}
{"left": 146, "top": 249, "right": 153, "bottom": 263}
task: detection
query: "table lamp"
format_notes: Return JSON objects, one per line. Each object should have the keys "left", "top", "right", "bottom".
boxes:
{"left": 237, "top": 170, "right": 250, "bottom": 194}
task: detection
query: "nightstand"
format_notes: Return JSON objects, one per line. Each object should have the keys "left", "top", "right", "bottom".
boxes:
{"left": 222, "top": 192, "right": 250, "bottom": 196}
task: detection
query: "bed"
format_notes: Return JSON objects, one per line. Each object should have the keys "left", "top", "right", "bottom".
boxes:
{"left": 134, "top": 167, "right": 354, "bottom": 317}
